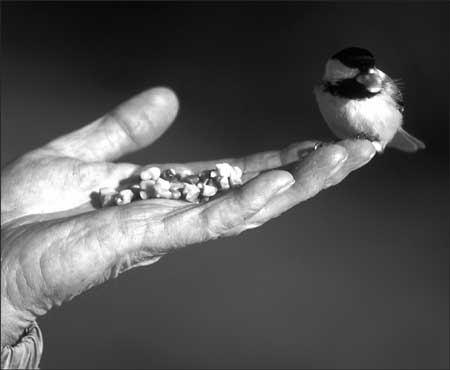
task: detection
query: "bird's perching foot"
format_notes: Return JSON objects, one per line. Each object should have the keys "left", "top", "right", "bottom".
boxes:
{"left": 353, "top": 133, "right": 383, "bottom": 153}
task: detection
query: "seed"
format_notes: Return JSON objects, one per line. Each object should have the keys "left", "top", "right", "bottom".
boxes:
{"left": 218, "top": 176, "right": 230, "bottom": 190}
{"left": 184, "top": 175, "right": 200, "bottom": 184}
{"left": 199, "top": 170, "right": 217, "bottom": 182}
{"left": 229, "top": 166, "right": 243, "bottom": 187}
{"left": 120, "top": 189, "right": 133, "bottom": 200}
{"left": 229, "top": 176, "right": 243, "bottom": 186}
{"left": 155, "top": 177, "right": 171, "bottom": 190}
{"left": 216, "top": 163, "right": 233, "bottom": 178}
{"left": 99, "top": 187, "right": 117, "bottom": 207}
{"left": 114, "top": 192, "right": 132, "bottom": 206}
{"left": 182, "top": 183, "right": 200, "bottom": 194}
{"left": 169, "top": 182, "right": 185, "bottom": 191}
{"left": 161, "top": 168, "right": 177, "bottom": 180}
{"left": 185, "top": 191, "right": 200, "bottom": 203}
{"left": 202, "top": 183, "right": 218, "bottom": 197}
{"left": 232, "top": 166, "right": 243, "bottom": 178}
{"left": 157, "top": 189, "right": 172, "bottom": 199}
{"left": 170, "top": 189, "right": 182, "bottom": 199}
{"left": 183, "top": 183, "right": 200, "bottom": 202}
{"left": 140, "top": 179, "right": 156, "bottom": 190}
{"left": 140, "top": 167, "right": 161, "bottom": 181}
{"left": 199, "top": 171, "right": 209, "bottom": 182}
{"left": 99, "top": 162, "right": 243, "bottom": 207}
{"left": 129, "top": 184, "right": 141, "bottom": 198}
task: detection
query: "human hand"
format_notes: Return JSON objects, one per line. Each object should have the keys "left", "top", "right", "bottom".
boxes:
{"left": 1, "top": 87, "right": 376, "bottom": 347}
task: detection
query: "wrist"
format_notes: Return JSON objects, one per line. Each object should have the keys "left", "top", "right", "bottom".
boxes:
{"left": 1, "top": 322, "right": 43, "bottom": 370}
{"left": 1, "top": 298, "right": 36, "bottom": 348}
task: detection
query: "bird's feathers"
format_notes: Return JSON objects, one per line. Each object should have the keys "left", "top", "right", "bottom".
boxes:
{"left": 382, "top": 73, "right": 404, "bottom": 113}
{"left": 316, "top": 47, "right": 425, "bottom": 153}
{"left": 314, "top": 85, "right": 403, "bottom": 148}
{"left": 388, "top": 128, "right": 426, "bottom": 152}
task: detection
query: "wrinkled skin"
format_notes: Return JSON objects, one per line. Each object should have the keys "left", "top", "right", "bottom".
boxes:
{"left": 1, "top": 87, "right": 376, "bottom": 347}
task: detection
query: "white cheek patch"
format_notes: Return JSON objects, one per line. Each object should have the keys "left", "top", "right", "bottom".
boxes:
{"left": 324, "top": 59, "right": 359, "bottom": 82}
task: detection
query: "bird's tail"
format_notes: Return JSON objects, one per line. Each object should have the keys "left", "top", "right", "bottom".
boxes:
{"left": 388, "top": 128, "right": 426, "bottom": 152}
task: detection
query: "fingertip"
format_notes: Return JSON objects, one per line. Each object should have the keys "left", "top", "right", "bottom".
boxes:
{"left": 338, "top": 139, "right": 377, "bottom": 163}
{"left": 147, "top": 86, "right": 179, "bottom": 113}
{"left": 358, "top": 140, "right": 377, "bottom": 161}
{"left": 109, "top": 86, "right": 180, "bottom": 152}
{"left": 143, "top": 86, "right": 180, "bottom": 122}
{"left": 315, "top": 144, "right": 349, "bottom": 167}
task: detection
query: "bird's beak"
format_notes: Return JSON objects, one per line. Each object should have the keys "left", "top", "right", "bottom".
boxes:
{"left": 356, "top": 69, "right": 383, "bottom": 93}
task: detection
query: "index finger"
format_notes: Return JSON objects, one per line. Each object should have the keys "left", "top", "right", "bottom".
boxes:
{"left": 135, "top": 141, "right": 319, "bottom": 178}
{"left": 225, "top": 139, "right": 376, "bottom": 234}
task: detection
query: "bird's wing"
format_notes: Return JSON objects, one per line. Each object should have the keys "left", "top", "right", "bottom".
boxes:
{"left": 388, "top": 128, "right": 426, "bottom": 152}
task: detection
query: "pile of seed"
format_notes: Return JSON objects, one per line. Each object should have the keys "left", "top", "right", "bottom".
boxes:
{"left": 98, "top": 163, "right": 243, "bottom": 207}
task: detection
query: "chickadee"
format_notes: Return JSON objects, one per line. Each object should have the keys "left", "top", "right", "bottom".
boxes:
{"left": 314, "top": 47, "right": 425, "bottom": 152}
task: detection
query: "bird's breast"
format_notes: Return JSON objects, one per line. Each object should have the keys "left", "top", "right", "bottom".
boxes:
{"left": 314, "top": 85, "right": 403, "bottom": 145}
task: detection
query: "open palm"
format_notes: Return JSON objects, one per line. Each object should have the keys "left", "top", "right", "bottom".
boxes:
{"left": 1, "top": 87, "right": 375, "bottom": 348}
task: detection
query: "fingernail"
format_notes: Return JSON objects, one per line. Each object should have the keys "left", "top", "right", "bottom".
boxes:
{"left": 275, "top": 179, "right": 295, "bottom": 195}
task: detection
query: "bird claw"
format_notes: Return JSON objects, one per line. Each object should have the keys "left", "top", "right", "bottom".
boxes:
{"left": 353, "top": 133, "right": 383, "bottom": 152}
{"left": 353, "top": 133, "right": 379, "bottom": 142}
{"left": 371, "top": 141, "right": 383, "bottom": 152}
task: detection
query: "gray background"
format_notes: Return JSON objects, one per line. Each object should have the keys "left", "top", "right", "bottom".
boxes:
{"left": 2, "top": 2, "right": 449, "bottom": 369}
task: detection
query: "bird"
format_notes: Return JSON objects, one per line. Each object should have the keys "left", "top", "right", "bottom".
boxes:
{"left": 314, "top": 46, "right": 425, "bottom": 153}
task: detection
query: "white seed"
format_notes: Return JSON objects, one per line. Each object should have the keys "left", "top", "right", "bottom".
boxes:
{"left": 209, "top": 170, "right": 218, "bottom": 178}
{"left": 158, "top": 189, "right": 173, "bottom": 199}
{"left": 202, "top": 184, "right": 218, "bottom": 197}
{"left": 155, "top": 177, "right": 171, "bottom": 190}
{"left": 232, "top": 166, "right": 243, "bottom": 178}
{"left": 182, "top": 183, "right": 200, "bottom": 202}
{"left": 229, "top": 176, "right": 243, "bottom": 186}
{"left": 140, "top": 167, "right": 161, "bottom": 181}
{"left": 119, "top": 189, "right": 133, "bottom": 202}
{"left": 185, "top": 191, "right": 200, "bottom": 203}
{"left": 182, "top": 183, "right": 200, "bottom": 195}
{"left": 169, "top": 182, "right": 185, "bottom": 191}
{"left": 154, "top": 178, "right": 173, "bottom": 198}
{"left": 229, "top": 165, "right": 243, "bottom": 187}
{"left": 170, "top": 189, "right": 182, "bottom": 199}
{"left": 218, "top": 176, "right": 230, "bottom": 190}
{"left": 139, "top": 190, "right": 148, "bottom": 200}
{"left": 114, "top": 193, "right": 131, "bottom": 206}
{"left": 215, "top": 163, "right": 233, "bottom": 178}
{"left": 99, "top": 187, "right": 117, "bottom": 207}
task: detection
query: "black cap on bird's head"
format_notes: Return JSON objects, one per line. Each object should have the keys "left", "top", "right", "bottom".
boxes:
{"left": 332, "top": 47, "right": 375, "bottom": 71}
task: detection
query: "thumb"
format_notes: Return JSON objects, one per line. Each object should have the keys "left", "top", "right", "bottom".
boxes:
{"left": 42, "top": 87, "right": 179, "bottom": 162}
